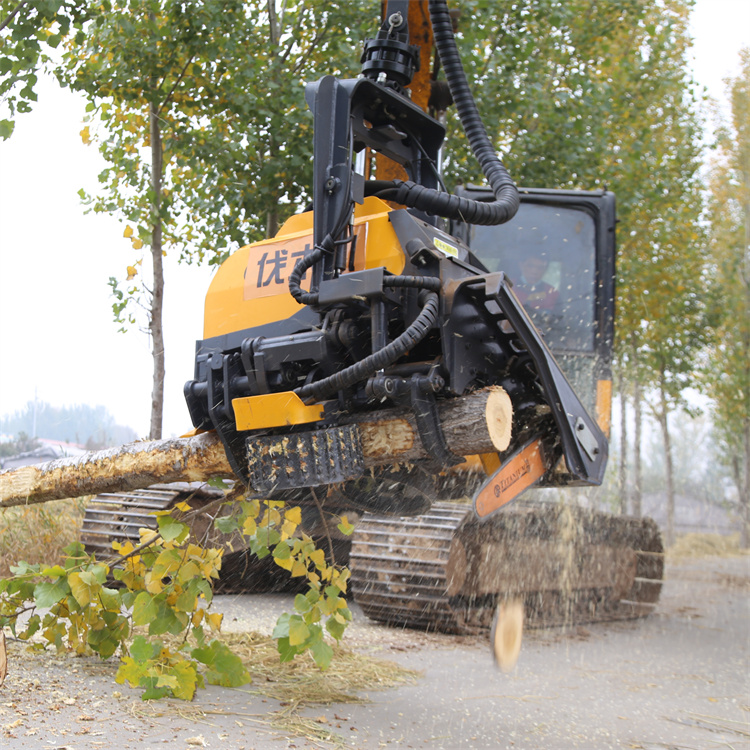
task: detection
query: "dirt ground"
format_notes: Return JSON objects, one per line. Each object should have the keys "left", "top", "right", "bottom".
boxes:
{"left": 1, "top": 554, "right": 748, "bottom": 750}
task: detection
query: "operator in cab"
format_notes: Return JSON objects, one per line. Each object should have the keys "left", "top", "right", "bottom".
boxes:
{"left": 514, "top": 254, "right": 559, "bottom": 311}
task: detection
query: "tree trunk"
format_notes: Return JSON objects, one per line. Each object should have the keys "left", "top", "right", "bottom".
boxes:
{"left": 742, "top": 419, "right": 750, "bottom": 548}
{"left": 0, "top": 387, "right": 512, "bottom": 507}
{"left": 266, "top": 207, "right": 279, "bottom": 238}
{"left": 618, "top": 368, "right": 628, "bottom": 515}
{"left": 149, "top": 99, "right": 165, "bottom": 440}
{"left": 657, "top": 370, "right": 676, "bottom": 547}
{"left": 632, "top": 341, "right": 642, "bottom": 518}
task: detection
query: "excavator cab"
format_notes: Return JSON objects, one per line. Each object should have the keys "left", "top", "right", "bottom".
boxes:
{"left": 452, "top": 186, "right": 616, "bottom": 437}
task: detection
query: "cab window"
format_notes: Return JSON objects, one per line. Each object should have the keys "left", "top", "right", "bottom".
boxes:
{"left": 469, "top": 203, "right": 597, "bottom": 353}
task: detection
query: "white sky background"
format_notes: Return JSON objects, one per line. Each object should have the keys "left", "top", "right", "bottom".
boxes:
{"left": 0, "top": 0, "right": 748, "bottom": 440}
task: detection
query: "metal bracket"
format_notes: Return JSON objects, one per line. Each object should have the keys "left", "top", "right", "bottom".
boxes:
{"left": 369, "top": 371, "right": 464, "bottom": 467}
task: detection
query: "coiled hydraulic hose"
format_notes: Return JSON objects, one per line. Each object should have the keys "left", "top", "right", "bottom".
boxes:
{"left": 295, "top": 276, "right": 441, "bottom": 403}
{"left": 288, "top": 242, "right": 326, "bottom": 306}
{"left": 376, "top": 0, "right": 519, "bottom": 226}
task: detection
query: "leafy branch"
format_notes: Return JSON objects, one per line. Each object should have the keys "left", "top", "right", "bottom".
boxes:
{"left": 0, "top": 490, "right": 353, "bottom": 700}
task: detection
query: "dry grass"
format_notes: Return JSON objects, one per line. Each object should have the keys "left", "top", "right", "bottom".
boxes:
{"left": 0, "top": 498, "right": 87, "bottom": 577}
{"left": 135, "top": 631, "right": 419, "bottom": 746}
{"left": 667, "top": 532, "right": 746, "bottom": 560}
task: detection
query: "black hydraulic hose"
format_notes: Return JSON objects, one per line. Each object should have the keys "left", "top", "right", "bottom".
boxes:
{"left": 377, "top": 0, "right": 519, "bottom": 226}
{"left": 383, "top": 275, "right": 442, "bottom": 292}
{"left": 288, "top": 243, "right": 326, "bottom": 306}
{"left": 295, "top": 286, "right": 440, "bottom": 403}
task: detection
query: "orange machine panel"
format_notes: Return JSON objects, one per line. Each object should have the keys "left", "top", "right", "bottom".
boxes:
{"left": 203, "top": 197, "right": 406, "bottom": 339}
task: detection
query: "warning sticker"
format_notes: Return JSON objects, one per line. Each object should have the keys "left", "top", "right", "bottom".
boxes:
{"left": 433, "top": 237, "right": 459, "bottom": 258}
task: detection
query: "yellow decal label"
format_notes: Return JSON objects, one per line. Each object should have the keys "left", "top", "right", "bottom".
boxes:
{"left": 243, "top": 225, "right": 369, "bottom": 301}
{"left": 244, "top": 235, "right": 312, "bottom": 301}
{"left": 433, "top": 237, "right": 459, "bottom": 258}
{"left": 474, "top": 440, "right": 547, "bottom": 518}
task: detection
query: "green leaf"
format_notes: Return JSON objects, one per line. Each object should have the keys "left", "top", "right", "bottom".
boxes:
{"left": 214, "top": 515, "right": 238, "bottom": 534}
{"left": 99, "top": 587, "right": 122, "bottom": 612}
{"left": 310, "top": 640, "right": 334, "bottom": 671}
{"left": 326, "top": 615, "right": 347, "bottom": 642}
{"left": 207, "top": 478, "right": 231, "bottom": 489}
{"left": 149, "top": 599, "right": 188, "bottom": 636}
{"left": 88, "top": 627, "right": 120, "bottom": 659}
{"left": 0, "top": 119, "right": 15, "bottom": 140}
{"left": 140, "top": 678, "right": 171, "bottom": 701}
{"left": 10, "top": 561, "right": 40, "bottom": 577}
{"left": 132, "top": 591, "right": 158, "bottom": 626}
{"left": 40, "top": 565, "right": 67, "bottom": 578}
{"left": 288, "top": 615, "right": 309, "bottom": 647}
{"left": 157, "top": 514, "right": 189, "bottom": 543}
{"left": 276, "top": 636, "right": 298, "bottom": 663}
{"left": 175, "top": 589, "right": 197, "bottom": 612}
{"left": 34, "top": 579, "right": 69, "bottom": 609}
{"left": 191, "top": 640, "right": 250, "bottom": 687}
{"left": 130, "top": 634, "right": 158, "bottom": 662}
{"left": 272, "top": 612, "right": 291, "bottom": 639}
{"left": 293, "top": 593, "right": 312, "bottom": 614}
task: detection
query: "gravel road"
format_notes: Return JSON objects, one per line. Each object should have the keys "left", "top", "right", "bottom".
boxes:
{"left": 1, "top": 554, "right": 748, "bottom": 750}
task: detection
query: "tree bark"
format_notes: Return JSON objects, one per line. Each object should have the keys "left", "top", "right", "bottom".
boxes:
{"left": 618, "top": 368, "right": 628, "bottom": 516}
{"left": 149, "top": 96, "right": 165, "bottom": 440}
{"left": 632, "top": 339, "right": 642, "bottom": 518}
{"left": 0, "top": 387, "right": 512, "bottom": 508}
{"left": 657, "top": 368, "right": 676, "bottom": 547}
{"left": 741, "top": 420, "right": 750, "bottom": 548}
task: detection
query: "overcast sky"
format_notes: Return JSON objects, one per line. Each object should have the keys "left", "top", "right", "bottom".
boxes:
{"left": 0, "top": 1, "right": 748, "bottom": 440}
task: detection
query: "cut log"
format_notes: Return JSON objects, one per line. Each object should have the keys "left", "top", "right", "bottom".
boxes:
{"left": 0, "top": 386, "right": 512, "bottom": 508}
{"left": 0, "top": 433, "right": 232, "bottom": 509}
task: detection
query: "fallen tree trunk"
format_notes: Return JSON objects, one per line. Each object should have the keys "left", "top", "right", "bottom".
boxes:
{"left": 0, "top": 387, "right": 512, "bottom": 508}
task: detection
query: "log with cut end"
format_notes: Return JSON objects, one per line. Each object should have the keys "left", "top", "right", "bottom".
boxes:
{"left": 0, "top": 386, "right": 512, "bottom": 507}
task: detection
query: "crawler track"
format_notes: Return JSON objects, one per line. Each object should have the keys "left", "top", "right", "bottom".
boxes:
{"left": 349, "top": 501, "right": 664, "bottom": 633}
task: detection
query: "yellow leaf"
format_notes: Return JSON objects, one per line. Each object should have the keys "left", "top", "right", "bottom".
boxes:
{"left": 126, "top": 265, "right": 137, "bottom": 280}
{"left": 242, "top": 517, "right": 257, "bottom": 537}
{"left": 207, "top": 612, "right": 223, "bottom": 632}
{"left": 275, "top": 555, "right": 293, "bottom": 571}
{"left": 80, "top": 125, "right": 91, "bottom": 144}
{"left": 309, "top": 549, "right": 326, "bottom": 569}
{"left": 123, "top": 225, "right": 133, "bottom": 238}
{"left": 291, "top": 560, "right": 308, "bottom": 578}
{"left": 139, "top": 528, "right": 158, "bottom": 545}
{"left": 144, "top": 573, "right": 165, "bottom": 595}
{"left": 285, "top": 507, "right": 302, "bottom": 525}
{"left": 132, "top": 239, "right": 144, "bottom": 250}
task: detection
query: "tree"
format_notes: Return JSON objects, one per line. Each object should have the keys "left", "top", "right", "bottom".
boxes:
{"left": 595, "top": 0, "right": 707, "bottom": 533}
{"left": 441, "top": 0, "right": 651, "bottom": 189}
{"left": 0, "top": 401, "right": 137, "bottom": 446}
{"left": 60, "top": 0, "right": 374, "bottom": 439}
{"left": 445, "top": 0, "right": 707, "bottom": 528}
{"left": 0, "top": 0, "right": 86, "bottom": 138}
{"left": 0, "top": 431, "right": 39, "bottom": 458}
{"left": 704, "top": 49, "right": 750, "bottom": 546}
